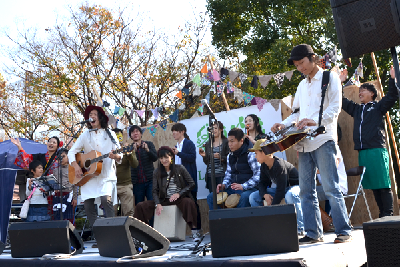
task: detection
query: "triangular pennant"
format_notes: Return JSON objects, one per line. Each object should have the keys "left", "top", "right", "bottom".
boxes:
{"left": 147, "top": 125, "right": 158, "bottom": 137}
{"left": 169, "top": 109, "right": 179, "bottom": 122}
{"left": 282, "top": 95, "right": 292, "bottom": 109}
{"left": 327, "top": 46, "right": 337, "bottom": 63}
{"left": 258, "top": 75, "right": 273, "bottom": 88}
{"left": 229, "top": 70, "right": 239, "bottom": 81}
{"left": 191, "top": 111, "right": 200, "bottom": 119}
{"left": 210, "top": 82, "right": 216, "bottom": 93}
{"left": 269, "top": 99, "right": 280, "bottom": 111}
{"left": 234, "top": 87, "right": 243, "bottom": 103}
{"left": 216, "top": 82, "right": 224, "bottom": 97}
{"left": 201, "top": 77, "right": 211, "bottom": 86}
{"left": 113, "top": 106, "right": 120, "bottom": 115}
{"left": 178, "top": 103, "right": 186, "bottom": 110}
{"left": 117, "top": 120, "right": 126, "bottom": 130}
{"left": 135, "top": 110, "right": 145, "bottom": 119}
{"left": 102, "top": 100, "right": 110, "bottom": 107}
{"left": 212, "top": 69, "right": 221, "bottom": 81}
{"left": 108, "top": 114, "right": 117, "bottom": 126}
{"left": 175, "top": 91, "right": 183, "bottom": 99}
{"left": 355, "top": 61, "right": 363, "bottom": 79}
{"left": 159, "top": 119, "right": 168, "bottom": 131}
{"left": 182, "top": 88, "right": 189, "bottom": 97}
{"left": 141, "top": 128, "right": 146, "bottom": 134}
{"left": 151, "top": 108, "right": 159, "bottom": 120}
{"left": 251, "top": 75, "right": 258, "bottom": 89}
{"left": 238, "top": 73, "right": 248, "bottom": 84}
{"left": 284, "top": 70, "right": 294, "bottom": 81}
{"left": 192, "top": 84, "right": 201, "bottom": 96}
{"left": 226, "top": 81, "right": 234, "bottom": 93}
{"left": 220, "top": 68, "right": 229, "bottom": 81}
{"left": 254, "top": 97, "right": 267, "bottom": 111}
{"left": 207, "top": 70, "right": 214, "bottom": 81}
{"left": 129, "top": 110, "right": 134, "bottom": 119}
{"left": 251, "top": 97, "right": 257, "bottom": 106}
{"left": 197, "top": 104, "right": 204, "bottom": 115}
{"left": 243, "top": 92, "right": 255, "bottom": 105}
{"left": 192, "top": 73, "right": 201, "bottom": 86}
{"left": 343, "top": 58, "right": 352, "bottom": 68}
{"left": 201, "top": 63, "right": 208, "bottom": 74}
{"left": 205, "top": 91, "right": 210, "bottom": 103}
{"left": 118, "top": 107, "right": 126, "bottom": 116}
{"left": 273, "top": 73, "right": 285, "bottom": 89}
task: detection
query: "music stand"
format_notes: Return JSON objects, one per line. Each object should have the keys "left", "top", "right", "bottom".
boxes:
{"left": 33, "top": 175, "right": 66, "bottom": 192}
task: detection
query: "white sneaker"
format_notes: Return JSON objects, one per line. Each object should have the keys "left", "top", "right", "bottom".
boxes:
{"left": 191, "top": 229, "right": 202, "bottom": 242}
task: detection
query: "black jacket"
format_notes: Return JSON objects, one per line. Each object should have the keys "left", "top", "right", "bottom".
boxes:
{"left": 131, "top": 141, "right": 158, "bottom": 184}
{"left": 258, "top": 157, "right": 299, "bottom": 205}
{"left": 152, "top": 164, "right": 195, "bottom": 205}
{"left": 342, "top": 78, "right": 398, "bottom": 150}
{"left": 228, "top": 138, "right": 253, "bottom": 185}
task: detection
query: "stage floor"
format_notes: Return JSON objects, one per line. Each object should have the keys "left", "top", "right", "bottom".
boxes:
{"left": 0, "top": 229, "right": 367, "bottom": 267}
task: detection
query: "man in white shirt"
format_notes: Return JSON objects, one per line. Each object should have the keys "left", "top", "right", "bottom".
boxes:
{"left": 271, "top": 44, "right": 351, "bottom": 244}
{"left": 69, "top": 106, "right": 122, "bottom": 229}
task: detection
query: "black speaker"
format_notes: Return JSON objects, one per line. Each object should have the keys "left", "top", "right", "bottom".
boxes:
{"left": 363, "top": 216, "right": 400, "bottom": 267}
{"left": 93, "top": 216, "right": 170, "bottom": 258}
{"left": 331, "top": 0, "right": 400, "bottom": 58}
{"left": 0, "top": 241, "right": 4, "bottom": 255}
{"left": 209, "top": 204, "right": 299, "bottom": 258}
{"left": 8, "top": 220, "right": 84, "bottom": 258}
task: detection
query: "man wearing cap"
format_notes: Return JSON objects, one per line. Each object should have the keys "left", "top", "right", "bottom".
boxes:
{"left": 68, "top": 106, "right": 122, "bottom": 228}
{"left": 271, "top": 44, "right": 352, "bottom": 244}
{"left": 248, "top": 139, "right": 304, "bottom": 235}
{"left": 341, "top": 65, "right": 398, "bottom": 218}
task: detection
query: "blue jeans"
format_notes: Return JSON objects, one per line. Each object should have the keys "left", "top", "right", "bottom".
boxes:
{"left": 133, "top": 180, "right": 153, "bottom": 205}
{"left": 249, "top": 186, "right": 304, "bottom": 233}
{"left": 299, "top": 141, "right": 351, "bottom": 239}
{"left": 207, "top": 187, "right": 257, "bottom": 210}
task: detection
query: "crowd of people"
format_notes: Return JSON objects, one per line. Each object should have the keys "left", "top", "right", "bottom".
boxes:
{"left": 11, "top": 43, "right": 398, "bottom": 246}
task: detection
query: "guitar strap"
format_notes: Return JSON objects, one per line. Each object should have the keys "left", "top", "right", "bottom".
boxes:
{"left": 318, "top": 71, "right": 330, "bottom": 127}
{"left": 105, "top": 128, "right": 118, "bottom": 146}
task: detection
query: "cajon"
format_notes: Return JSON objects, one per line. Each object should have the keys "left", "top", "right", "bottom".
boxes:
{"left": 153, "top": 205, "right": 186, "bottom": 241}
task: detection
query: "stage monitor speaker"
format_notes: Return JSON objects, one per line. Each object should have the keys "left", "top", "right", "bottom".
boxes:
{"left": 0, "top": 241, "right": 4, "bottom": 255}
{"left": 363, "top": 216, "right": 400, "bottom": 267}
{"left": 331, "top": 0, "right": 400, "bottom": 59}
{"left": 8, "top": 220, "right": 84, "bottom": 258}
{"left": 93, "top": 216, "right": 170, "bottom": 258}
{"left": 209, "top": 204, "right": 299, "bottom": 258}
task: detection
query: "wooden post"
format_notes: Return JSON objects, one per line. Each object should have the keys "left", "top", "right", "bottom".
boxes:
{"left": 370, "top": 52, "right": 399, "bottom": 213}
{"left": 207, "top": 55, "right": 230, "bottom": 111}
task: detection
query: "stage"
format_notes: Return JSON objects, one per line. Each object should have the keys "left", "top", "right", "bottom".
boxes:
{"left": 0, "top": 229, "right": 367, "bottom": 267}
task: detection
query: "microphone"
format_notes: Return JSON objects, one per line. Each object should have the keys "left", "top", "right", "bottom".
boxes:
{"left": 201, "top": 99, "right": 216, "bottom": 119}
{"left": 78, "top": 118, "right": 94, "bottom": 124}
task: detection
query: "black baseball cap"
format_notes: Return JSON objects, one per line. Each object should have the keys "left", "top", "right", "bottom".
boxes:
{"left": 287, "top": 44, "right": 315, "bottom": 65}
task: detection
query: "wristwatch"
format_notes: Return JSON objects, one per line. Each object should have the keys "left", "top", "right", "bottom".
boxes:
{"left": 155, "top": 203, "right": 159, "bottom": 208}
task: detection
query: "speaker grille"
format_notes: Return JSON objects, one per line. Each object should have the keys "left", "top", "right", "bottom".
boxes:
{"left": 332, "top": 0, "right": 400, "bottom": 58}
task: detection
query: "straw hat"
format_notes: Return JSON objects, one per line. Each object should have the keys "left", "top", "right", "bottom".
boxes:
{"left": 225, "top": 194, "right": 241, "bottom": 208}
{"left": 217, "top": 192, "right": 228, "bottom": 205}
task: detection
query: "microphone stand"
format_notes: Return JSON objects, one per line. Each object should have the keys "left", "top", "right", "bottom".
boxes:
{"left": 205, "top": 108, "right": 218, "bottom": 210}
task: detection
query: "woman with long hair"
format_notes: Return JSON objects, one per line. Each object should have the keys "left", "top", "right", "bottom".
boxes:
{"left": 199, "top": 121, "right": 229, "bottom": 192}
{"left": 245, "top": 114, "right": 265, "bottom": 144}
{"left": 134, "top": 146, "right": 199, "bottom": 241}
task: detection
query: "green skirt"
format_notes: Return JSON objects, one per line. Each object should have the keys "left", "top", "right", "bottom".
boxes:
{"left": 358, "top": 148, "right": 391, "bottom": 190}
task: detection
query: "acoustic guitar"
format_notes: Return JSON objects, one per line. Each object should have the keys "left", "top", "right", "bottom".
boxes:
{"left": 69, "top": 144, "right": 134, "bottom": 186}
{"left": 260, "top": 124, "right": 325, "bottom": 155}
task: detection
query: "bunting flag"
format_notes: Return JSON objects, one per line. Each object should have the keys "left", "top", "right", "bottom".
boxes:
{"left": 108, "top": 114, "right": 117, "bottom": 126}
{"left": 251, "top": 75, "right": 258, "bottom": 89}
{"left": 147, "top": 125, "right": 158, "bottom": 137}
{"left": 269, "top": 99, "right": 280, "bottom": 111}
{"left": 141, "top": 128, "right": 146, "bottom": 134}
{"left": 226, "top": 81, "right": 234, "bottom": 93}
{"left": 201, "top": 63, "right": 208, "bottom": 73}
{"left": 117, "top": 121, "right": 125, "bottom": 130}
{"left": 113, "top": 106, "right": 120, "bottom": 115}
{"left": 327, "top": 46, "right": 337, "bottom": 63}
{"left": 258, "top": 75, "right": 273, "bottom": 88}
{"left": 355, "top": 61, "right": 363, "bottom": 78}
{"left": 191, "top": 111, "right": 200, "bottom": 119}
{"left": 175, "top": 91, "right": 183, "bottom": 99}
{"left": 238, "top": 73, "right": 248, "bottom": 84}
{"left": 182, "top": 88, "right": 189, "bottom": 97}
{"left": 205, "top": 91, "right": 210, "bottom": 103}
{"left": 234, "top": 87, "right": 243, "bottom": 103}
{"left": 229, "top": 70, "right": 239, "bottom": 81}
{"left": 135, "top": 110, "right": 145, "bottom": 118}
{"left": 252, "top": 97, "right": 267, "bottom": 111}
{"left": 220, "top": 68, "right": 229, "bottom": 81}
{"left": 207, "top": 70, "right": 214, "bottom": 81}
{"left": 159, "top": 119, "right": 168, "bottom": 131}
{"left": 282, "top": 95, "right": 292, "bottom": 109}
{"left": 285, "top": 70, "right": 294, "bottom": 81}
{"left": 197, "top": 104, "right": 204, "bottom": 115}
{"left": 210, "top": 82, "right": 216, "bottom": 93}
{"left": 216, "top": 82, "right": 223, "bottom": 97}
{"left": 169, "top": 109, "right": 179, "bottom": 122}
{"left": 324, "top": 54, "right": 331, "bottom": 69}
{"left": 212, "top": 69, "right": 221, "bottom": 81}
{"left": 151, "top": 108, "right": 159, "bottom": 120}
{"left": 118, "top": 107, "right": 125, "bottom": 116}
{"left": 157, "top": 106, "right": 166, "bottom": 116}
{"left": 201, "top": 77, "right": 211, "bottom": 86}
{"left": 243, "top": 92, "right": 255, "bottom": 105}
{"left": 192, "top": 73, "right": 201, "bottom": 86}
{"left": 192, "top": 84, "right": 201, "bottom": 96}
{"left": 129, "top": 109, "right": 134, "bottom": 119}
{"left": 102, "top": 100, "right": 110, "bottom": 107}
{"left": 178, "top": 103, "right": 186, "bottom": 110}
{"left": 273, "top": 73, "right": 285, "bottom": 89}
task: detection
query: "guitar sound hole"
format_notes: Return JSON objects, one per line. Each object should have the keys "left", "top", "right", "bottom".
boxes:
{"left": 84, "top": 159, "right": 91, "bottom": 169}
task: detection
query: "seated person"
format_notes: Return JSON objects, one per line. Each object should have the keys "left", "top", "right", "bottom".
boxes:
{"left": 134, "top": 146, "right": 199, "bottom": 241}
{"left": 25, "top": 160, "right": 51, "bottom": 222}
{"left": 207, "top": 128, "right": 260, "bottom": 209}
{"left": 248, "top": 139, "right": 304, "bottom": 235}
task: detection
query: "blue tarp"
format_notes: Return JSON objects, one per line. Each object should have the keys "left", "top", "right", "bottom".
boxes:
{"left": 0, "top": 138, "right": 47, "bottom": 243}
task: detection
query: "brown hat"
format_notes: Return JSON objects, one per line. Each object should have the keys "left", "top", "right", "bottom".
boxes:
{"left": 287, "top": 44, "right": 315, "bottom": 65}
{"left": 157, "top": 146, "right": 175, "bottom": 158}
{"left": 225, "top": 194, "right": 241, "bottom": 208}
{"left": 84, "top": 105, "right": 109, "bottom": 123}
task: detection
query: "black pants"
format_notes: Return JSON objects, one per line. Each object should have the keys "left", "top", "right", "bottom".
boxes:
{"left": 372, "top": 188, "right": 393, "bottom": 217}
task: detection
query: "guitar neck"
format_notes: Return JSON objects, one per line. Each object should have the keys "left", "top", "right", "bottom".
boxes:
{"left": 90, "top": 146, "right": 131, "bottom": 164}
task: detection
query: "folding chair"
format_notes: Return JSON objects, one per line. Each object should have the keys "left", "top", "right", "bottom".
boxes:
{"left": 344, "top": 166, "right": 373, "bottom": 221}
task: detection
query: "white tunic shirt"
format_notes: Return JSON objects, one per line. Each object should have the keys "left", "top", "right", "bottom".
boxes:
{"left": 68, "top": 129, "right": 122, "bottom": 201}
{"left": 174, "top": 138, "right": 185, "bottom": 165}
{"left": 282, "top": 69, "right": 342, "bottom": 152}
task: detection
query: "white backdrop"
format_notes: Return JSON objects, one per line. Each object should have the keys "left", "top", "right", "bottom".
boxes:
{"left": 180, "top": 103, "right": 285, "bottom": 199}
